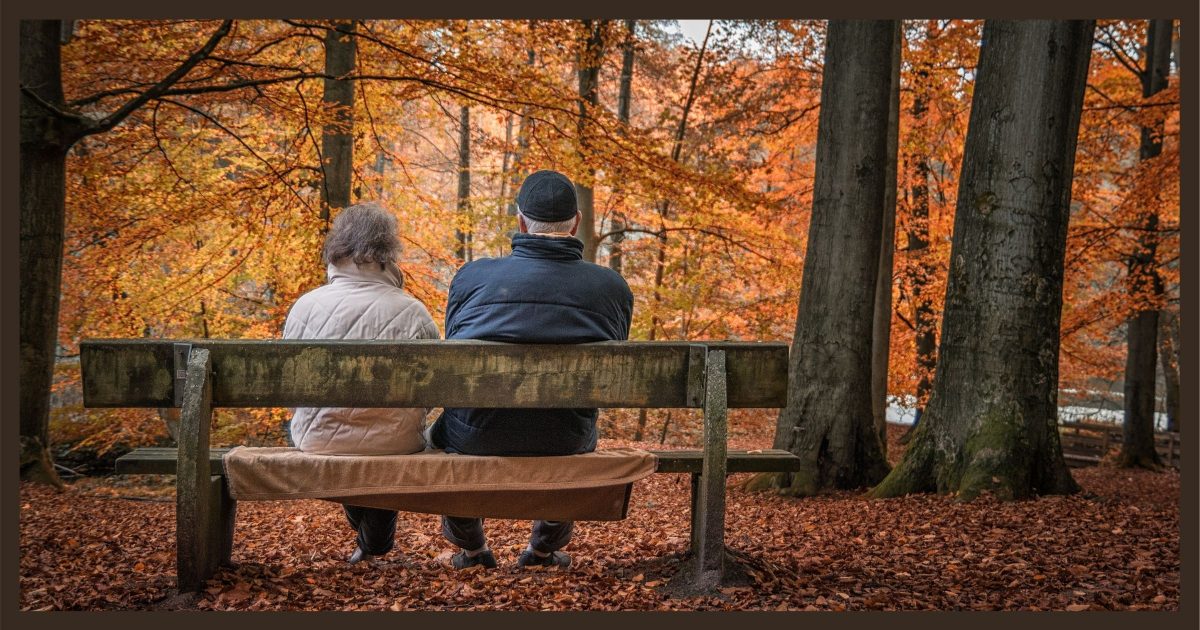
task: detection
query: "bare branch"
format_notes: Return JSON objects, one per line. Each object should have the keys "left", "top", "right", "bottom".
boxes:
{"left": 1095, "top": 26, "right": 1144, "bottom": 80}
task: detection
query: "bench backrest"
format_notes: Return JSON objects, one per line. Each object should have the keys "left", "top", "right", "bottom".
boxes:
{"left": 81, "top": 340, "right": 789, "bottom": 409}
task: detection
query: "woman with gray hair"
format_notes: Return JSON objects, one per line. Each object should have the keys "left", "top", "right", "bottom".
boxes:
{"left": 283, "top": 201, "right": 440, "bottom": 564}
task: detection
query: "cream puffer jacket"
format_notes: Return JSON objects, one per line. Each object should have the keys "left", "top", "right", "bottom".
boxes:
{"left": 283, "top": 259, "right": 440, "bottom": 455}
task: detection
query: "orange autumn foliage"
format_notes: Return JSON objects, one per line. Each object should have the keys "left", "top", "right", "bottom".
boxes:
{"left": 49, "top": 19, "right": 1179, "bottom": 453}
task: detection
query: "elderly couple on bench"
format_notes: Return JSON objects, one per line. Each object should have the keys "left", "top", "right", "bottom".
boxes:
{"left": 283, "top": 169, "right": 634, "bottom": 571}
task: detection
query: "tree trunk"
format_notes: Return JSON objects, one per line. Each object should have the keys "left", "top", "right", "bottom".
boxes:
{"left": 764, "top": 20, "right": 896, "bottom": 495}
{"left": 575, "top": 20, "right": 606, "bottom": 262}
{"left": 20, "top": 19, "right": 74, "bottom": 488}
{"left": 499, "top": 113, "right": 513, "bottom": 210}
{"left": 507, "top": 39, "right": 536, "bottom": 219}
{"left": 898, "top": 25, "right": 940, "bottom": 447}
{"left": 20, "top": 20, "right": 230, "bottom": 486}
{"left": 871, "top": 20, "right": 1092, "bottom": 500}
{"left": 1159, "top": 308, "right": 1180, "bottom": 433}
{"left": 456, "top": 104, "right": 473, "bottom": 263}
{"left": 1119, "top": 19, "right": 1172, "bottom": 469}
{"left": 373, "top": 139, "right": 390, "bottom": 198}
{"left": 907, "top": 28, "right": 939, "bottom": 419}
{"left": 871, "top": 22, "right": 902, "bottom": 454}
{"left": 320, "top": 20, "right": 357, "bottom": 227}
{"left": 609, "top": 19, "right": 636, "bottom": 275}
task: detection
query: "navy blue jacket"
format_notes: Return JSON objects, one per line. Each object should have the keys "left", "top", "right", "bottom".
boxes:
{"left": 429, "top": 234, "right": 634, "bottom": 456}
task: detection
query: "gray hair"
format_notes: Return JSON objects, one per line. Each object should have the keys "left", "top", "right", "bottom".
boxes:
{"left": 518, "top": 210, "right": 577, "bottom": 235}
{"left": 322, "top": 201, "right": 401, "bottom": 265}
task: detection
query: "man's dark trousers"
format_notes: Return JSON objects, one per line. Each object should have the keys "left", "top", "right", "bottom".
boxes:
{"left": 344, "top": 505, "right": 398, "bottom": 556}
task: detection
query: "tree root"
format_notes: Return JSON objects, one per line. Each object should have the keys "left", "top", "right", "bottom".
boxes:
{"left": 20, "top": 436, "right": 66, "bottom": 491}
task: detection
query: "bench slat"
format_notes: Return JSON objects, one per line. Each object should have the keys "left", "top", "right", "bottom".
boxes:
{"left": 82, "top": 340, "right": 788, "bottom": 410}
{"left": 115, "top": 447, "right": 802, "bottom": 476}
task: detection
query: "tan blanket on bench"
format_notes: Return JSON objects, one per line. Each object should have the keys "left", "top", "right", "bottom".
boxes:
{"left": 223, "top": 447, "right": 658, "bottom": 521}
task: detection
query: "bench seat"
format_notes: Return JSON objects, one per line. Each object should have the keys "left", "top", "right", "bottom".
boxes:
{"left": 116, "top": 446, "right": 804, "bottom": 476}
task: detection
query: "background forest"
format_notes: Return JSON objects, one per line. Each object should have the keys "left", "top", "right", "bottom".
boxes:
{"left": 36, "top": 19, "right": 1179, "bottom": 460}
{"left": 17, "top": 17, "right": 1185, "bottom": 612}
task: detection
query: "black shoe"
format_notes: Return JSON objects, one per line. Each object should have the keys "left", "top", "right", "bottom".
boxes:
{"left": 348, "top": 547, "right": 377, "bottom": 565}
{"left": 516, "top": 549, "right": 571, "bottom": 569}
{"left": 452, "top": 549, "right": 497, "bottom": 570}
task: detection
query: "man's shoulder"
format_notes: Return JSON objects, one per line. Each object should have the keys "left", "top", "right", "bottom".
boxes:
{"left": 577, "top": 262, "right": 633, "bottom": 296}
{"left": 452, "top": 254, "right": 631, "bottom": 299}
{"left": 450, "top": 256, "right": 507, "bottom": 287}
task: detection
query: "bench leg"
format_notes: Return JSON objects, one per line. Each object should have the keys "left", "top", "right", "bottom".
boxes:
{"left": 208, "top": 476, "right": 237, "bottom": 569}
{"left": 176, "top": 348, "right": 216, "bottom": 592}
{"left": 689, "top": 473, "right": 701, "bottom": 553}
{"left": 693, "top": 349, "right": 728, "bottom": 579}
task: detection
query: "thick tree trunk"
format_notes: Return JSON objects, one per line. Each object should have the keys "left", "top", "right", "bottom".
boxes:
{"left": 1119, "top": 19, "right": 1172, "bottom": 469}
{"left": 576, "top": 20, "right": 606, "bottom": 262}
{"left": 871, "top": 23, "right": 902, "bottom": 453}
{"left": 1159, "top": 309, "right": 1180, "bottom": 433}
{"left": 456, "top": 105, "right": 473, "bottom": 263}
{"left": 765, "top": 21, "right": 896, "bottom": 495}
{"left": 320, "top": 20, "right": 357, "bottom": 227}
{"left": 20, "top": 19, "right": 74, "bottom": 488}
{"left": 872, "top": 20, "right": 1092, "bottom": 500}
{"left": 609, "top": 19, "right": 637, "bottom": 275}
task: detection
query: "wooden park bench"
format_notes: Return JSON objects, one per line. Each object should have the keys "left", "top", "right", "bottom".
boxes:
{"left": 1058, "top": 421, "right": 1117, "bottom": 466}
{"left": 1058, "top": 420, "right": 1181, "bottom": 468}
{"left": 81, "top": 339, "right": 800, "bottom": 592}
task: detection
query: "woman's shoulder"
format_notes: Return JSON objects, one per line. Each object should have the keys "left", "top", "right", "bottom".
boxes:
{"left": 286, "top": 285, "right": 325, "bottom": 314}
{"left": 371, "top": 286, "right": 435, "bottom": 321}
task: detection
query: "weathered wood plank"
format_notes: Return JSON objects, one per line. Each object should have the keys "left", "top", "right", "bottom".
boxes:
{"left": 708, "top": 342, "right": 790, "bottom": 409}
{"left": 655, "top": 450, "right": 802, "bottom": 473}
{"left": 81, "top": 341, "right": 175, "bottom": 409}
{"left": 114, "top": 447, "right": 801, "bottom": 476}
{"left": 116, "top": 448, "right": 229, "bottom": 475}
{"left": 81, "top": 340, "right": 788, "bottom": 409}
{"left": 1063, "top": 453, "right": 1102, "bottom": 467}
{"left": 176, "top": 349, "right": 214, "bottom": 593}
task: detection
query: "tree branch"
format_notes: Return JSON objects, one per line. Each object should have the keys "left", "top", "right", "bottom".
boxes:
{"left": 158, "top": 97, "right": 314, "bottom": 214}
{"left": 1095, "top": 26, "right": 1144, "bottom": 80}
{"left": 82, "top": 20, "right": 234, "bottom": 138}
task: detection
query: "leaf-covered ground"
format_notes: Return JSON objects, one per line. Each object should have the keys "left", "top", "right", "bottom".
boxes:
{"left": 20, "top": 423, "right": 1179, "bottom": 610}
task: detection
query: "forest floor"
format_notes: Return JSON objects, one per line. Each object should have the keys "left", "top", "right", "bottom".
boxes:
{"left": 19, "top": 420, "right": 1180, "bottom": 611}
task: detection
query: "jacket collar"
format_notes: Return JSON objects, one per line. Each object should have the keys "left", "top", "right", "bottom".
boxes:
{"left": 510, "top": 233, "right": 585, "bottom": 261}
{"left": 327, "top": 258, "right": 405, "bottom": 289}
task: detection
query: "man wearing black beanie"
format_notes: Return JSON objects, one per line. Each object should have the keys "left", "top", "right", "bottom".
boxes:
{"left": 427, "top": 169, "right": 634, "bottom": 570}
